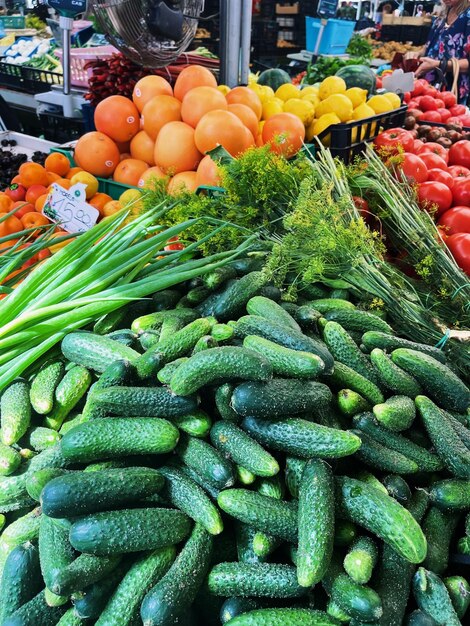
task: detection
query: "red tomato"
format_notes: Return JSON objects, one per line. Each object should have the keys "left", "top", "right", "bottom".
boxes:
{"left": 427, "top": 168, "right": 454, "bottom": 188}
{"left": 419, "top": 152, "right": 447, "bottom": 170}
{"left": 437, "top": 108, "right": 452, "bottom": 122}
{"left": 434, "top": 99, "right": 446, "bottom": 110}
{"left": 437, "top": 206, "right": 470, "bottom": 234}
{"left": 10, "top": 201, "right": 35, "bottom": 219}
{"left": 441, "top": 91, "right": 457, "bottom": 108}
{"left": 452, "top": 178, "right": 470, "bottom": 205}
{"left": 448, "top": 165, "right": 470, "bottom": 178}
{"left": 418, "top": 142, "right": 448, "bottom": 162}
{"left": 408, "top": 100, "right": 422, "bottom": 110}
{"left": 458, "top": 115, "right": 470, "bottom": 127}
{"left": 419, "top": 95, "right": 438, "bottom": 111}
{"left": 413, "top": 139, "right": 425, "bottom": 152}
{"left": 396, "top": 153, "right": 428, "bottom": 183}
{"left": 420, "top": 111, "right": 442, "bottom": 123}
{"left": 404, "top": 92, "right": 411, "bottom": 103}
{"left": 411, "top": 80, "right": 426, "bottom": 97}
{"left": 450, "top": 104, "right": 467, "bottom": 116}
{"left": 352, "top": 196, "right": 372, "bottom": 223}
{"left": 38, "top": 248, "right": 51, "bottom": 261}
{"left": 374, "top": 128, "right": 414, "bottom": 154}
{"left": 446, "top": 116, "right": 464, "bottom": 126}
{"left": 417, "top": 181, "right": 453, "bottom": 215}
{"left": 449, "top": 140, "right": 470, "bottom": 168}
{"left": 445, "top": 233, "right": 470, "bottom": 274}
{"left": 4, "top": 184, "right": 26, "bottom": 202}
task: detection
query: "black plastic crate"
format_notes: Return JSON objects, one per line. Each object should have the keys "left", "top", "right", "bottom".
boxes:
{"left": 0, "top": 61, "right": 63, "bottom": 94}
{"left": 0, "top": 61, "right": 25, "bottom": 91}
{"left": 81, "top": 102, "right": 96, "bottom": 132}
{"left": 38, "top": 113, "right": 84, "bottom": 144}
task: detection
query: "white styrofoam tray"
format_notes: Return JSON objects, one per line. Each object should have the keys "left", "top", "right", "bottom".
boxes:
{"left": 0, "top": 131, "right": 56, "bottom": 157}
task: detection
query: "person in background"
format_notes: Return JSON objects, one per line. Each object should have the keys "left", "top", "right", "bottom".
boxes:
{"left": 416, "top": 3, "right": 424, "bottom": 16}
{"left": 414, "top": 0, "right": 470, "bottom": 102}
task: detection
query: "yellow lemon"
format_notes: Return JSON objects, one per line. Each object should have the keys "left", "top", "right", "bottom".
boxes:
{"left": 318, "top": 76, "right": 347, "bottom": 100}
{"left": 305, "top": 119, "right": 318, "bottom": 142}
{"left": 352, "top": 103, "right": 376, "bottom": 120}
{"left": 217, "top": 84, "right": 231, "bottom": 95}
{"left": 313, "top": 113, "right": 341, "bottom": 146}
{"left": 314, "top": 100, "right": 328, "bottom": 119}
{"left": 321, "top": 93, "right": 353, "bottom": 122}
{"left": 262, "top": 97, "right": 284, "bottom": 120}
{"left": 70, "top": 171, "right": 99, "bottom": 199}
{"left": 300, "top": 86, "right": 319, "bottom": 98}
{"left": 248, "top": 72, "right": 259, "bottom": 84}
{"left": 367, "top": 94, "right": 394, "bottom": 114}
{"left": 261, "top": 85, "right": 275, "bottom": 100}
{"left": 102, "top": 200, "right": 122, "bottom": 217}
{"left": 283, "top": 98, "right": 315, "bottom": 126}
{"left": 275, "top": 83, "right": 300, "bottom": 102}
{"left": 300, "top": 92, "right": 320, "bottom": 108}
{"left": 119, "top": 188, "right": 143, "bottom": 206}
{"left": 383, "top": 91, "right": 401, "bottom": 109}
{"left": 345, "top": 87, "right": 367, "bottom": 109}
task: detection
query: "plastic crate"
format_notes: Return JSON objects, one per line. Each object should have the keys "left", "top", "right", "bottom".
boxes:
{"left": 81, "top": 102, "right": 96, "bottom": 132}
{"left": 305, "top": 17, "right": 356, "bottom": 54}
{"left": 0, "top": 15, "right": 26, "bottom": 29}
{"left": 317, "top": 105, "right": 408, "bottom": 164}
{"left": 0, "top": 60, "right": 25, "bottom": 90}
{"left": 38, "top": 114, "right": 84, "bottom": 145}
{"left": 54, "top": 45, "right": 118, "bottom": 88}
{"left": 0, "top": 60, "right": 63, "bottom": 94}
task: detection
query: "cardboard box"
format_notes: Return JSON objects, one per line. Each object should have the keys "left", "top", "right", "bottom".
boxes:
{"left": 276, "top": 3, "right": 300, "bottom": 14}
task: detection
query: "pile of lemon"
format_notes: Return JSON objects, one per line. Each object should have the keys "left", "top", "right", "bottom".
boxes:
{"left": 249, "top": 75, "right": 401, "bottom": 143}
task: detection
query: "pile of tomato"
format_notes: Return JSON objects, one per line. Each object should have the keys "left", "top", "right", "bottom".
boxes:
{"left": 374, "top": 128, "right": 470, "bottom": 275}
{"left": 405, "top": 79, "right": 470, "bottom": 127}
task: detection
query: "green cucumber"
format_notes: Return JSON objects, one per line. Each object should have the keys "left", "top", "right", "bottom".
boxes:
{"left": 139, "top": 331, "right": 161, "bottom": 350}
{"left": 159, "top": 465, "right": 223, "bottom": 535}
{"left": 238, "top": 466, "right": 258, "bottom": 485}
{"left": 0, "top": 443, "right": 21, "bottom": 476}
{"left": 0, "top": 590, "right": 66, "bottom": 626}
{"left": 55, "top": 607, "right": 83, "bottom": 626}
{"left": 370, "top": 348, "right": 422, "bottom": 397}
{"left": 343, "top": 536, "right": 378, "bottom": 585}
{"left": 257, "top": 475, "right": 285, "bottom": 500}
{"left": 362, "top": 332, "right": 446, "bottom": 362}
{"left": 44, "top": 365, "right": 92, "bottom": 431}
{"left": 0, "top": 508, "right": 41, "bottom": 575}
{"left": 422, "top": 506, "right": 459, "bottom": 575}
{"left": 0, "top": 471, "right": 30, "bottom": 513}
{"left": 30, "top": 361, "right": 64, "bottom": 415}
{"left": 323, "top": 322, "right": 378, "bottom": 384}
{"left": 393, "top": 350, "right": 469, "bottom": 412}
{"left": 172, "top": 410, "right": 212, "bottom": 438}
{"left": 335, "top": 476, "right": 427, "bottom": 564}
{"left": 294, "top": 304, "right": 323, "bottom": 330}
{"left": 327, "top": 599, "right": 350, "bottom": 622}
{"left": 243, "top": 335, "right": 325, "bottom": 379}
{"left": 324, "top": 309, "right": 393, "bottom": 334}
{"left": 324, "top": 563, "right": 382, "bottom": 623}
{"left": 220, "top": 598, "right": 261, "bottom": 624}
{"left": 407, "top": 610, "right": 439, "bottom": 626}
{"left": 59, "top": 413, "right": 89, "bottom": 435}
{"left": 94, "top": 306, "right": 129, "bottom": 335}
{"left": 413, "top": 568, "right": 461, "bottom": 626}
{"left": 1, "top": 381, "right": 31, "bottom": 446}
{"left": 69, "top": 508, "right": 191, "bottom": 555}
{"left": 50, "top": 553, "right": 121, "bottom": 596}
{"left": 208, "top": 562, "right": 304, "bottom": 598}
{"left": 352, "top": 428, "right": 419, "bottom": 474}
{"left": 334, "top": 521, "right": 358, "bottom": 547}
{"left": 212, "top": 271, "right": 268, "bottom": 321}
{"left": 106, "top": 329, "right": 139, "bottom": 348}
{"left": 61, "top": 331, "right": 140, "bottom": 372}
{"left": 72, "top": 563, "right": 128, "bottom": 619}
{"left": 416, "top": 396, "right": 470, "bottom": 478}
{"left": 203, "top": 265, "right": 237, "bottom": 290}
{"left": 218, "top": 489, "right": 298, "bottom": 542}
{"left": 210, "top": 421, "right": 279, "bottom": 477}
{"left": 235, "top": 523, "right": 265, "bottom": 565}
{"left": 355, "top": 470, "right": 388, "bottom": 495}
{"left": 88, "top": 385, "right": 198, "bottom": 418}
{"left": 215, "top": 383, "right": 240, "bottom": 423}
{"left": 61, "top": 417, "right": 179, "bottom": 463}
{"left": 297, "top": 459, "right": 334, "bottom": 587}
{"left": 81, "top": 358, "right": 135, "bottom": 420}
{"left": 0, "top": 542, "right": 42, "bottom": 624}
{"left": 429, "top": 478, "right": 470, "bottom": 510}
{"left": 152, "top": 289, "right": 184, "bottom": 311}
{"left": 445, "top": 411, "right": 470, "bottom": 450}
{"left": 156, "top": 357, "right": 189, "bottom": 385}
{"left": 241, "top": 416, "right": 361, "bottom": 459}
{"left": 285, "top": 456, "right": 307, "bottom": 498}
{"left": 140, "top": 524, "right": 213, "bottom": 626}
{"left": 222, "top": 608, "right": 341, "bottom": 625}
{"left": 211, "top": 323, "right": 234, "bottom": 342}
{"left": 382, "top": 474, "right": 412, "bottom": 505}
{"left": 246, "top": 295, "right": 301, "bottom": 331}
{"left": 329, "top": 361, "right": 384, "bottom": 405}
{"left": 337, "top": 389, "right": 370, "bottom": 417}
{"left": 458, "top": 536, "right": 470, "bottom": 554}
{"left": 132, "top": 308, "right": 197, "bottom": 334}
{"left": 38, "top": 515, "right": 75, "bottom": 593}
{"left": 161, "top": 315, "right": 195, "bottom": 343}
{"left": 252, "top": 532, "right": 281, "bottom": 558}
{"left": 373, "top": 395, "right": 416, "bottom": 432}
{"left": 169, "top": 346, "right": 272, "bottom": 396}
{"left": 191, "top": 334, "right": 219, "bottom": 354}
{"left": 25, "top": 468, "right": 70, "bottom": 501}
{"left": 309, "top": 298, "right": 355, "bottom": 313}
{"left": 176, "top": 433, "right": 235, "bottom": 490}
{"left": 28, "top": 427, "right": 61, "bottom": 452}
{"left": 40, "top": 467, "right": 164, "bottom": 517}
{"left": 444, "top": 576, "right": 470, "bottom": 620}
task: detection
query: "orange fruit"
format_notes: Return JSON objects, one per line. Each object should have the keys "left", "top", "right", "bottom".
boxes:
{"left": 167, "top": 171, "right": 198, "bottom": 195}
{"left": 10, "top": 201, "right": 35, "bottom": 219}
{"left": 89, "top": 192, "right": 113, "bottom": 215}
{"left": 35, "top": 193, "right": 50, "bottom": 213}
{"left": 138, "top": 166, "right": 167, "bottom": 189}
{"left": 154, "top": 121, "right": 202, "bottom": 175}
{"left": 262, "top": 113, "right": 306, "bottom": 158}
{"left": 44, "top": 153, "right": 71, "bottom": 177}
{"left": 196, "top": 155, "right": 222, "bottom": 188}
{"left": 46, "top": 172, "right": 61, "bottom": 185}
{"left": 102, "top": 200, "right": 122, "bottom": 217}
{"left": 113, "top": 158, "right": 149, "bottom": 186}
{"left": 226, "top": 87, "right": 263, "bottom": 120}
{"left": 20, "top": 212, "right": 50, "bottom": 233}
{"left": 0, "top": 195, "right": 12, "bottom": 212}
{"left": 70, "top": 172, "right": 99, "bottom": 199}
{"left": 25, "top": 185, "right": 48, "bottom": 206}
{"left": 74, "top": 132, "right": 120, "bottom": 178}
{"left": 194, "top": 110, "right": 246, "bottom": 157}
{"left": 240, "top": 127, "right": 256, "bottom": 153}
{"left": 174, "top": 65, "right": 218, "bottom": 101}
{"left": 132, "top": 75, "right": 173, "bottom": 113}
{"left": 130, "top": 131, "right": 155, "bottom": 166}
{"left": 0, "top": 212, "right": 22, "bottom": 237}
{"left": 227, "top": 103, "right": 259, "bottom": 141}
{"left": 18, "top": 163, "right": 49, "bottom": 188}
{"left": 55, "top": 178, "right": 71, "bottom": 190}
{"left": 66, "top": 167, "right": 83, "bottom": 180}
{"left": 181, "top": 86, "right": 228, "bottom": 128}
{"left": 11, "top": 175, "right": 21, "bottom": 185}
{"left": 142, "top": 95, "right": 182, "bottom": 141}
{"left": 94, "top": 95, "right": 141, "bottom": 143}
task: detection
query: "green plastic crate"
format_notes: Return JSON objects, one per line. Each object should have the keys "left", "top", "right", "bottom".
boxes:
{"left": 0, "top": 15, "right": 26, "bottom": 29}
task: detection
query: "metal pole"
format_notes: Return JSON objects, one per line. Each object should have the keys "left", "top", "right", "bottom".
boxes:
{"left": 60, "top": 15, "right": 74, "bottom": 96}
{"left": 240, "top": 0, "right": 252, "bottom": 85}
{"left": 219, "top": 0, "right": 228, "bottom": 84}
{"left": 227, "top": 0, "right": 242, "bottom": 87}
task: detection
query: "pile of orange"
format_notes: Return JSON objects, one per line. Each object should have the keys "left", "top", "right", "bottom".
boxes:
{"left": 72, "top": 66, "right": 306, "bottom": 196}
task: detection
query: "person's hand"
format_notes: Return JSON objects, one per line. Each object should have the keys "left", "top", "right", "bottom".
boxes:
{"left": 415, "top": 57, "right": 440, "bottom": 76}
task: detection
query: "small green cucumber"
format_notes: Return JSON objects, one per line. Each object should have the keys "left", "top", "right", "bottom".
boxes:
{"left": 215, "top": 383, "right": 240, "bottom": 423}
{"left": 191, "top": 334, "right": 219, "bottom": 354}
{"left": 334, "top": 521, "right": 358, "bottom": 547}
{"left": 61, "top": 417, "right": 179, "bottom": 463}
{"left": 370, "top": 348, "right": 422, "bottom": 398}
{"left": 58, "top": 413, "right": 89, "bottom": 435}
{"left": 329, "top": 361, "right": 384, "bottom": 405}
{"left": 243, "top": 335, "right": 325, "bottom": 379}
{"left": 44, "top": 365, "right": 92, "bottom": 431}
{"left": 324, "top": 565, "right": 383, "bottom": 623}
{"left": 220, "top": 597, "right": 262, "bottom": 624}
{"left": 429, "top": 478, "right": 470, "bottom": 510}
{"left": 25, "top": 468, "right": 70, "bottom": 501}
{"left": 337, "top": 389, "right": 370, "bottom": 417}
{"left": 212, "top": 271, "right": 268, "bottom": 321}
{"left": 55, "top": 607, "right": 83, "bottom": 626}
{"left": 0, "top": 472, "right": 30, "bottom": 513}
{"left": 30, "top": 361, "right": 64, "bottom": 415}
{"left": 406, "top": 610, "right": 439, "bottom": 626}
{"left": 208, "top": 562, "right": 304, "bottom": 598}
{"left": 235, "top": 523, "right": 265, "bottom": 565}
{"left": 211, "top": 323, "right": 234, "bottom": 342}
{"left": 210, "top": 421, "right": 279, "bottom": 478}
{"left": 382, "top": 474, "right": 412, "bottom": 505}
{"left": 373, "top": 395, "right": 416, "bottom": 432}
{"left": 297, "top": 459, "right": 334, "bottom": 587}
{"left": 72, "top": 563, "right": 128, "bottom": 619}
{"left": 186, "top": 285, "right": 210, "bottom": 305}
{"left": 81, "top": 359, "right": 134, "bottom": 420}
{"left": 140, "top": 524, "right": 213, "bottom": 626}
{"left": 61, "top": 331, "right": 140, "bottom": 372}
{"left": 413, "top": 568, "right": 461, "bottom": 626}
{"left": 93, "top": 306, "right": 129, "bottom": 335}
{"left": 343, "top": 537, "right": 378, "bottom": 585}
{"left": 0, "top": 507, "right": 41, "bottom": 575}
{"left": 221, "top": 608, "right": 342, "bottom": 626}
{"left": 132, "top": 308, "right": 197, "bottom": 334}
{"left": 152, "top": 289, "right": 184, "bottom": 311}
{"left": 106, "top": 329, "right": 139, "bottom": 348}
{"left": 38, "top": 515, "right": 75, "bottom": 592}
{"left": 1, "top": 380, "right": 31, "bottom": 446}
{"left": 27, "top": 442, "right": 72, "bottom": 474}
{"left": 237, "top": 467, "right": 258, "bottom": 485}
{"left": 202, "top": 265, "right": 238, "bottom": 290}
{"left": 28, "top": 427, "right": 61, "bottom": 451}
{"left": 0, "top": 442, "right": 21, "bottom": 476}
{"left": 246, "top": 295, "right": 301, "bottom": 331}
{"left": 252, "top": 532, "right": 282, "bottom": 558}
{"left": 309, "top": 298, "right": 355, "bottom": 313}
{"left": 172, "top": 410, "right": 212, "bottom": 438}
{"left": 324, "top": 309, "right": 393, "bottom": 334}
{"left": 458, "top": 536, "right": 470, "bottom": 554}
{"left": 50, "top": 553, "right": 121, "bottom": 596}
{"left": 139, "top": 330, "right": 161, "bottom": 350}
{"left": 285, "top": 456, "right": 307, "bottom": 498}
{"left": 176, "top": 433, "right": 235, "bottom": 490}
{"left": 69, "top": 508, "right": 191, "bottom": 555}
{"left": 0, "top": 542, "right": 42, "bottom": 624}
{"left": 352, "top": 428, "right": 419, "bottom": 474}
{"left": 156, "top": 357, "right": 189, "bottom": 385}
{"left": 444, "top": 576, "right": 470, "bottom": 620}
{"left": 362, "top": 332, "right": 447, "bottom": 362}
{"left": 169, "top": 346, "right": 272, "bottom": 396}
{"left": 355, "top": 470, "right": 388, "bottom": 495}
{"left": 423, "top": 506, "right": 460, "bottom": 575}
{"left": 323, "top": 322, "right": 378, "bottom": 384}
{"left": 0, "top": 590, "right": 66, "bottom": 626}
{"left": 257, "top": 475, "right": 285, "bottom": 500}
{"left": 445, "top": 411, "right": 470, "bottom": 450}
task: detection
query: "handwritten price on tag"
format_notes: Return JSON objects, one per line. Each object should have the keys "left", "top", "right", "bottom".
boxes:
{"left": 42, "top": 183, "right": 100, "bottom": 234}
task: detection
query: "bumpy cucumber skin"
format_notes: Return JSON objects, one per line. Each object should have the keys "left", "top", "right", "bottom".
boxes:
{"left": 370, "top": 349, "right": 422, "bottom": 398}
{"left": 51, "top": 553, "right": 121, "bottom": 596}
{"left": 243, "top": 335, "right": 325, "bottom": 379}
{"left": 413, "top": 568, "right": 461, "bottom": 626}
{"left": 210, "top": 421, "right": 279, "bottom": 478}
{"left": 218, "top": 489, "right": 298, "bottom": 542}
{"left": 172, "top": 410, "right": 212, "bottom": 438}
{"left": 285, "top": 456, "right": 307, "bottom": 499}
{"left": 338, "top": 389, "right": 370, "bottom": 417}
{"left": 132, "top": 308, "right": 197, "bottom": 334}
{"left": 208, "top": 562, "right": 304, "bottom": 598}
{"left": 393, "top": 349, "right": 470, "bottom": 412}
{"left": 429, "top": 478, "right": 470, "bottom": 510}
{"left": 89, "top": 385, "right": 198, "bottom": 418}
{"left": 329, "top": 572, "right": 383, "bottom": 623}
{"left": 220, "top": 597, "right": 261, "bottom": 624}
{"left": 44, "top": 366, "right": 92, "bottom": 431}
{"left": 0, "top": 542, "right": 42, "bottom": 624}
{"left": 38, "top": 515, "right": 75, "bottom": 592}
{"left": 159, "top": 466, "right": 223, "bottom": 535}
{"left": 61, "top": 417, "right": 179, "bottom": 463}
{"left": 444, "top": 576, "right": 470, "bottom": 620}
{"left": 169, "top": 346, "right": 272, "bottom": 396}
{"left": 1, "top": 590, "right": 66, "bottom": 626}
{"left": 61, "top": 332, "right": 140, "bottom": 372}
{"left": 0, "top": 508, "right": 41, "bottom": 577}
{"left": 40, "top": 467, "right": 164, "bottom": 518}
{"left": 0, "top": 443, "right": 21, "bottom": 476}
{"left": 141, "top": 524, "right": 213, "bottom": 626}
{"left": 28, "top": 427, "right": 61, "bottom": 452}
{"left": 330, "top": 361, "right": 384, "bottom": 405}
{"left": 0, "top": 471, "right": 31, "bottom": 513}
{"left": 297, "top": 459, "right": 334, "bottom": 587}
{"left": 212, "top": 271, "right": 268, "bottom": 321}
{"left": 343, "top": 536, "right": 378, "bottom": 585}
{"left": 406, "top": 610, "right": 440, "bottom": 626}
{"left": 26, "top": 468, "right": 69, "bottom": 502}
{"left": 82, "top": 359, "right": 134, "bottom": 420}
{"left": 422, "top": 507, "right": 459, "bottom": 575}
{"left": 323, "top": 322, "right": 378, "bottom": 385}
{"left": 72, "top": 563, "right": 128, "bottom": 619}
{"left": 362, "top": 332, "right": 446, "bottom": 363}
{"left": 335, "top": 477, "right": 427, "bottom": 564}
{"left": 352, "top": 428, "right": 419, "bottom": 474}
{"left": 215, "top": 383, "right": 240, "bottom": 423}
{"left": 56, "top": 607, "right": 83, "bottom": 626}
{"left": 30, "top": 361, "right": 64, "bottom": 415}
{"left": 242, "top": 416, "right": 361, "bottom": 460}
{"left": 235, "top": 523, "right": 265, "bottom": 565}
{"left": 324, "top": 309, "right": 393, "bottom": 334}
{"left": 157, "top": 357, "right": 189, "bottom": 385}
{"left": 176, "top": 433, "right": 235, "bottom": 490}
{"left": 310, "top": 299, "right": 355, "bottom": 313}
{"left": 373, "top": 395, "right": 416, "bottom": 432}
{"left": 1, "top": 381, "right": 31, "bottom": 446}
{"left": 223, "top": 608, "right": 342, "bottom": 626}
{"left": 69, "top": 508, "right": 191, "bottom": 555}
{"left": 257, "top": 475, "right": 285, "bottom": 500}
{"left": 383, "top": 474, "right": 412, "bottom": 505}
{"left": 246, "top": 296, "right": 301, "bottom": 331}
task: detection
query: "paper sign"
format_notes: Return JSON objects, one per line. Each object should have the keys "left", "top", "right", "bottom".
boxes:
{"left": 382, "top": 69, "right": 415, "bottom": 95}
{"left": 42, "top": 183, "right": 100, "bottom": 233}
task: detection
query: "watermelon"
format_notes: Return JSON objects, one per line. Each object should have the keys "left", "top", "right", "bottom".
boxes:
{"left": 257, "top": 68, "right": 292, "bottom": 91}
{"left": 335, "top": 65, "right": 377, "bottom": 96}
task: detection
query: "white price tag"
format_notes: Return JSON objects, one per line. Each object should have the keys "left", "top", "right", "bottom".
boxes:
{"left": 42, "top": 183, "right": 100, "bottom": 233}
{"left": 382, "top": 69, "right": 415, "bottom": 95}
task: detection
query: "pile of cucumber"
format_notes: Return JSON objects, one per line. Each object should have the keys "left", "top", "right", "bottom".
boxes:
{"left": 0, "top": 261, "right": 469, "bottom": 626}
